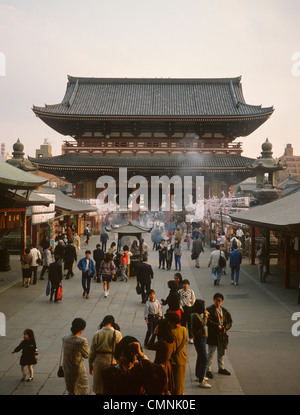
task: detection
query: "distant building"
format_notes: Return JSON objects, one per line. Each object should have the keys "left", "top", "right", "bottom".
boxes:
{"left": 0, "top": 143, "right": 5, "bottom": 161}
{"left": 35, "top": 138, "right": 52, "bottom": 158}
{"left": 277, "top": 144, "right": 300, "bottom": 183}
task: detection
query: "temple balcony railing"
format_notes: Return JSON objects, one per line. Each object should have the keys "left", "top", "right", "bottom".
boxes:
{"left": 62, "top": 140, "right": 243, "bottom": 155}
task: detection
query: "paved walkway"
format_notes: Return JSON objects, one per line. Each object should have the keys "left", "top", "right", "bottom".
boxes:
{"left": 0, "top": 234, "right": 299, "bottom": 396}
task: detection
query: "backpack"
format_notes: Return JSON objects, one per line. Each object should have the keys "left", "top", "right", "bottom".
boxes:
{"left": 219, "top": 251, "right": 226, "bottom": 268}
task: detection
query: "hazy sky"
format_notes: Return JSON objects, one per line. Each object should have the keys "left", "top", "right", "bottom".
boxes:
{"left": 1, "top": 0, "right": 300, "bottom": 160}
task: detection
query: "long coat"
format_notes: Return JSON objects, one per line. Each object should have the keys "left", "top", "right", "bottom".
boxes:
{"left": 62, "top": 334, "right": 90, "bottom": 395}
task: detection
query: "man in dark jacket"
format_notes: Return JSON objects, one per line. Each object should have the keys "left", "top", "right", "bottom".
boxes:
{"left": 48, "top": 256, "right": 63, "bottom": 302}
{"left": 136, "top": 256, "right": 154, "bottom": 303}
{"left": 93, "top": 243, "right": 104, "bottom": 283}
{"left": 191, "top": 236, "right": 204, "bottom": 268}
{"left": 100, "top": 231, "right": 109, "bottom": 252}
{"left": 64, "top": 239, "right": 77, "bottom": 279}
{"left": 206, "top": 293, "right": 232, "bottom": 379}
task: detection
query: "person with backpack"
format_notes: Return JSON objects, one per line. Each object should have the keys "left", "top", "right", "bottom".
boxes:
{"left": 229, "top": 242, "right": 242, "bottom": 285}
{"left": 208, "top": 244, "right": 226, "bottom": 286}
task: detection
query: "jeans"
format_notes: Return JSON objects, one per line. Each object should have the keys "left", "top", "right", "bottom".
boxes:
{"left": 194, "top": 337, "right": 208, "bottom": 382}
{"left": 82, "top": 271, "right": 92, "bottom": 294}
{"left": 211, "top": 267, "right": 222, "bottom": 284}
{"left": 230, "top": 265, "right": 240, "bottom": 283}
{"left": 206, "top": 344, "right": 226, "bottom": 372}
{"left": 144, "top": 314, "right": 160, "bottom": 346}
{"left": 175, "top": 254, "right": 181, "bottom": 271}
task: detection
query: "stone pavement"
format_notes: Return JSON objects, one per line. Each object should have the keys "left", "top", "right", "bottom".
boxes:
{"left": 0, "top": 234, "right": 299, "bottom": 396}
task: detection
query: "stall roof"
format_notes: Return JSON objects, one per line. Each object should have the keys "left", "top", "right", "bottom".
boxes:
{"left": 230, "top": 192, "right": 300, "bottom": 232}
{"left": 106, "top": 223, "right": 152, "bottom": 235}
{"left": 0, "top": 160, "right": 48, "bottom": 189}
{"left": 40, "top": 187, "right": 97, "bottom": 214}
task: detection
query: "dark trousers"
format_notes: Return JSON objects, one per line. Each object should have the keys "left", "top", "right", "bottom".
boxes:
{"left": 194, "top": 337, "right": 208, "bottom": 382}
{"left": 95, "top": 261, "right": 102, "bottom": 282}
{"left": 82, "top": 271, "right": 91, "bottom": 294}
{"left": 50, "top": 282, "right": 59, "bottom": 302}
{"left": 181, "top": 305, "right": 193, "bottom": 339}
{"left": 40, "top": 265, "right": 49, "bottom": 279}
{"left": 141, "top": 282, "right": 151, "bottom": 303}
{"left": 159, "top": 255, "right": 166, "bottom": 269}
{"left": 144, "top": 314, "right": 160, "bottom": 346}
{"left": 30, "top": 266, "right": 38, "bottom": 284}
{"left": 65, "top": 261, "right": 74, "bottom": 279}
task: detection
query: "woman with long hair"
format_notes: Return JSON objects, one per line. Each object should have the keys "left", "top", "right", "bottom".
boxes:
{"left": 99, "top": 252, "right": 116, "bottom": 298}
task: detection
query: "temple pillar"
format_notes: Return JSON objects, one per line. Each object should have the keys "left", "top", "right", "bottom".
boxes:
{"left": 83, "top": 179, "right": 96, "bottom": 199}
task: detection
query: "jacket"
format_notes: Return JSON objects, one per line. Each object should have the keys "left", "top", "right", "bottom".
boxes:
{"left": 191, "top": 239, "right": 204, "bottom": 257}
{"left": 206, "top": 304, "right": 232, "bottom": 348}
{"left": 208, "top": 249, "right": 226, "bottom": 268}
{"left": 48, "top": 261, "right": 63, "bottom": 284}
{"left": 64, "top": 243, "right": 77, "bottom": 263}
{"left": 77, "top": 257, "right": 96, "bottom": 277}
{"left": 136, "top": 262, "right": 154, "bottom": 284}
{"left": 229, "top": 249, "right": 242, "bottom": 267}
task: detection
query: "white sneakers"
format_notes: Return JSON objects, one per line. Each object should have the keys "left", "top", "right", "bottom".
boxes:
{"left": 198, "top": 380, "right": 212, "bottom": 388}
{"left": 104, "top": 290, "right": 109, "bottom": 298}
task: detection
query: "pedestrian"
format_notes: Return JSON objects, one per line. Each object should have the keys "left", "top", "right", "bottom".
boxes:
{"left": 84, "top": 224, "right": 91, "bottom": 245}
{"left": 174, "top": 238, "right": 182, "bottom": 271}
{"left": 89, "top": 315, "right": 122, "bottom": 395}
{"left": 165, "top": 312, "right": 187, "bottom": 395}
{"left": 77, "top": 250, "right": 96, "bottom": 299}
{"left": 229, "top": 242, "right": 243, "bottom": 285}
{"left": 120, "top": 245, "right": 131, "bottom": 281}
{"left": 208, "top": 244, "right": 226, "bottom": 285}
{"left": 64, "top": 239, "right": 77, "bottom": 279}
{"left": 191, "top": 299, "right": 211, "bottom": 388}
{"left": 100, "top": 230, "right": 109, "bottom": 252}
{"left": 244, "top": 233, "right": 251, "bottom": 261}
{"left": 179, "top": 279, "right": 196, "bottom": 344}
{"left": 174, "top": 227, "right": 182, "bottom": 243}
{"left": 191, "top": 235, "right": 204, "bottom": 268}
{"left": 144, "top": 289, "right": 162, "bottom": 348}
{"left": 151, "top": 227, "right": 160, "bottom": 250}
{"left": 54, "top": 240, "right": 65, "bottom": 263}
{"left": 12, "top": 329, "right": 38, "bottom": 382}
{"left": 158, "top": 239, "right": 167, "bottom": 269}
{"left": 257, "top": 243, "right": 269, "bottom": 283}
{"left": 147, "top": 318, "right": 175, "bottom": 395}
{"left": 73, "top": 232, "right": 81, "bottom": 254}
{"left": 141, "top": 239, "right": 150, "bottom": 257}
{"left": 93, "top": 243, "right": 104, "bottom": 283}
{"left": 29, "top": 244, "right": 42, "bottom": 285}
{"left": 136, "top": 255, "right": 154, "bottom": 303}
{"left": 166, "top": 239, "right": 174, "bottom": 270}
{"left": 108, "top": 241, "right": 116, "bottom": 258}
{"left": 48, "top": 255, "right": 63, "bottom": 302}
{"left": 173, "top": 272, "right": 183, "bottom": 290}
{"left": 62, "top": 318, "right": 90, "bottom": 395}
{"left": 99, "top": 252, "right": 116, "bottom": 298}
{"left": 20, "top": 248, "right": 32, "bottom": 287}
{"left": 161, "top": 280, "right": 182, "bottom": 321}
{"left": 40, "top": 245, "right": 53, "bottom": 280}
{"left": 206, "top": 293, "right": 232, "bottom": 379}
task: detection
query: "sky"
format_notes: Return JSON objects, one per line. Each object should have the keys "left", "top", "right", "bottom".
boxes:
{"left": 1, "top": 0, "right": 300, "bottom": 160}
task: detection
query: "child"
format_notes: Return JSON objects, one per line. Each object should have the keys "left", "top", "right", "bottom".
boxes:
{"left": 144, "top": 289, "right": 162, "bottom": 348}
{"left": 158, "top": 240, "right": 167, "bottom": 269}
{"left": 12, "top": 329, "right": 38, "bottom": 382}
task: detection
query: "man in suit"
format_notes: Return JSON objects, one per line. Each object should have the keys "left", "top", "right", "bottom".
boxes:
{"left": 136, "top": 255, "right": 154, "bottom": 303}
{"left": 48, "top": 256, "right": 63, "bottom": 302}
{"left": 93, "top": 243, "right": 104, "bottom": 283}
{"left": 64, "top": 239, "right": 77, "bottom": 279}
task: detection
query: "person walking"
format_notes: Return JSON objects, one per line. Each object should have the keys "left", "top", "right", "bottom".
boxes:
{"left": 54, "top": 240, "right": 65, "bottom": 264}
{"left": 93, "top": 243, "right": 104, "bottom": 283}
{"left": 12, "top": 329, "right": 38, "bottom": 382}
{"left": 161, "top": 280, "right": 182, "bottom": 321}
{"left": 99, "top": 252, "right": 116, "bottom": 298}
{"left": 165, "top": 312, "right": 187, "bottom": 395}
{"left": 84, "top": 224, "right": 91, "bottom": 245}
{"left": 77, "top": 250, "right": 96, "bottom": 299}
{"left": 89, "top": 315, "right": 122, "bottom": 395}
{"left": 64, "top": 239, "right": 77, "bottom": 280}
{"left": 174, "top": 238, "right": 182, "bottom": 271}
{"left": 208, "top": 244, "right": 226, "bottom": 285}
{"left": 191, "top": 235, "right": 204, "bottom": 268}
{"left": 73, "top": 232, "right": 81, "bottom": 254}
{"left": 144, "top": 289, "right": 162, "bottom": 348}
{"left": 62, "top": 318, "right": 90, "bottom": 395}
{"left": 206, "top": 293, "right": 232, "bottom": 379}
{"left": 178, "top": 279, "right": 196, "bottom": 344}
{"left": 166, "top": 239, "right": 174, "bottom": 270}
{"left": 29, "top": 244, "right": 42, "bottom": 285}
{"left": 20, "top": 248, "right": 32, "bottom": 287}
{"left": 48, "top": 255, "right": 63, "bottom": 302}
{"left": 257, "top": 243, "right": 269, "bottom": 283}
{"left": 39, "top": 245, "right": 52, "bottom": 280}
{"left": 100, "top": 230, "right": 109, "bottom": 252}
{"left": 136, "top": 255, "right": 154, "bottom": 303}
{"left": 229, "top": 242, "right": 243, "bottom": 285}
{"left": 158, "top": 239, "right": 167, "bottom": 269}
{"left": 191, "top": 299, "right": 211, "bottom": 388}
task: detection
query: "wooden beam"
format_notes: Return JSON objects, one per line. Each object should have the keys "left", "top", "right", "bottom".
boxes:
{"left": 284, "top": 235, "right": 291, "bottom": 289}
{"left": 251, "top": 226, "right": 256, "bottom": 265}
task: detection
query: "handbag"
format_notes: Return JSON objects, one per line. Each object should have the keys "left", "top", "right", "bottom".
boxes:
{"left": 57, "top": 284, "right": 63, "bottom": 300}
{"left": 57, "top": 343, "right": 64, "bottom": 377}
{"left": 136, "top": 283, "right": 142, "bottom": 295}
{"left": 46, "top": 281, "right": 50, "bottom": 296}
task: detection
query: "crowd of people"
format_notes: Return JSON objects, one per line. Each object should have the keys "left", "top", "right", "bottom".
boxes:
{"left": 15, "top": 219, "right": 271, "bottom": 395}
